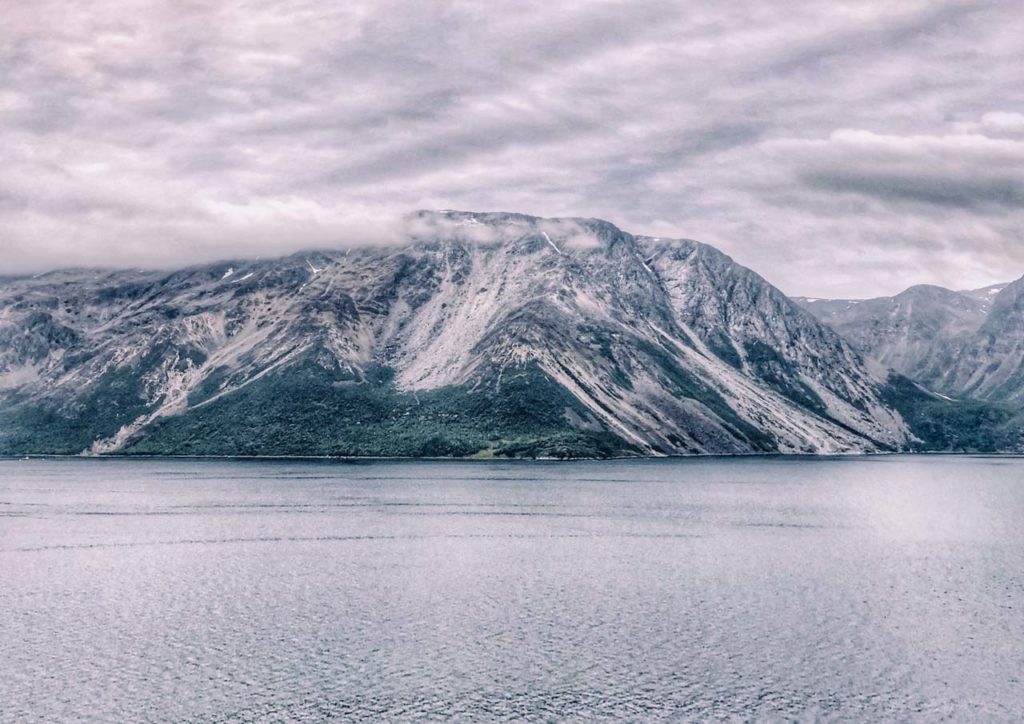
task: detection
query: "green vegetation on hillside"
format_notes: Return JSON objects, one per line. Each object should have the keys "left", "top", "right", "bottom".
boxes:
{"left": 881, "top": 374, "right": 1022, "bottom": 453}
{"left": 0, "top": 364, "right": 157, "bottom": 454}
{"left": 119, "top": 358, "right": 632, "bottom": 459}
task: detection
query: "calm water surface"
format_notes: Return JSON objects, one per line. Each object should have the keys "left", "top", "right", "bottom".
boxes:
{"left": 1, "top": 456, "right": 1023, "bottom": 721}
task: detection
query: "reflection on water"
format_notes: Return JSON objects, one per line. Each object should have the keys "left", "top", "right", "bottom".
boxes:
{"left": 1, "top": 456, "right": 1022, "bottom": 721}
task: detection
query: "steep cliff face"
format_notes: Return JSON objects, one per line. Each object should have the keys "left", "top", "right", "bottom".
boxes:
{"left": 640, "top": 238, "right": 904, "bottom": 444}
{"left": 0, "top": 211, "right": 912, "bottom": 457}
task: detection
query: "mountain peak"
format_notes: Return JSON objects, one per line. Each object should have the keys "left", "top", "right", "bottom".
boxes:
{"left": 0, "top": 213, "right": 914, "bottom": 457}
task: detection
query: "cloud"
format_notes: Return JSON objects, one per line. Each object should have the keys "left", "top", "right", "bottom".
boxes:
{"left": 763, "top": 130, "right": 1024, "bottom": 209}
{"left": 404, "top": 211, "right": 604, "bottom": 251}
{"left": 1, "top": 0, "right": 1023, "bottom": 296}
{"left": 953, "top": 111, "right": 1024, "bottom": 135}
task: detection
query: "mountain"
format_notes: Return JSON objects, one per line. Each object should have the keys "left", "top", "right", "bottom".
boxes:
{"left": 796, "top": 279, "right": 1024, "bottom": 404}
{"left": 795, "top": 280, "right": 1024, "bottom": 452}
{"left": 0, "top": 210, "right": 924, "bottom": 458}
{"left": 794, "top": 285, "right": 989, "bottom": 393}
{"left": 958, "top": 282, "right": 1009, "bottom": 312}
{"left": 944, "top": 277, "right": 1024, "bottom": 402}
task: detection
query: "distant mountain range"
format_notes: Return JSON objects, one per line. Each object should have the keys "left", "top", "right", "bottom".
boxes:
{"left": 1, "top": 210, "right": 1020, "bottom": 457}
{"left": 794, "top": 279, "right": 1024, "bottom": 402}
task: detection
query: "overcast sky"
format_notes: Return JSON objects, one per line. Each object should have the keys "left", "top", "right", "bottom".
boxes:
{"left": 2, "top": 0, "right": 1022, "bottom": 296}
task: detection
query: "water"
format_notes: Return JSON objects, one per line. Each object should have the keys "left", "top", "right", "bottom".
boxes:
{"left": 1, "top": 456, "right": 1022, "bottom": 722}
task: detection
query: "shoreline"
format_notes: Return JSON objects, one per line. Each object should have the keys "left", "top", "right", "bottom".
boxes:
{"left": 3, "top": 450, "right": 1022, "bottom": 463}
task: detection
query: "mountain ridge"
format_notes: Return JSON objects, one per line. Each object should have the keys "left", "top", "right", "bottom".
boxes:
{"left": 794, "top": 276, "right": 1024, "bottom": 401}
{"left": 0, "top": 210, "right": 1015, "bottom": 457}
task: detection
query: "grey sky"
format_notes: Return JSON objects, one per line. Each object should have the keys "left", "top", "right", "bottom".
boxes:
{"left": 1, "top": 0, "right": 1022, "bottom": 297}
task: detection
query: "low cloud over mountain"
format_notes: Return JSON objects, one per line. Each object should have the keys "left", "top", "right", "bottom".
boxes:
{"left": 2, "top": 1, "right": 1022, "bottom": 296}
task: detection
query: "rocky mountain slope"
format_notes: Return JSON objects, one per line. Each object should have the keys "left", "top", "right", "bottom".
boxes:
{"left": 796, "top": 279, "right": 1024, "bottom": 403}
{"left": 958, "top": 283, "right": 1009, "bottom": 313}
{"left": 944, "top": 277, "right": 1024, "bottom": 402}
{"left": 0, "top": 211, "right": 924, "bottom": 458}
{"left": 794, "top": 285, "right": 989, "bottom": 392}
{"left": 795, "top": 279, "right": 1024, "bottom": 452}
